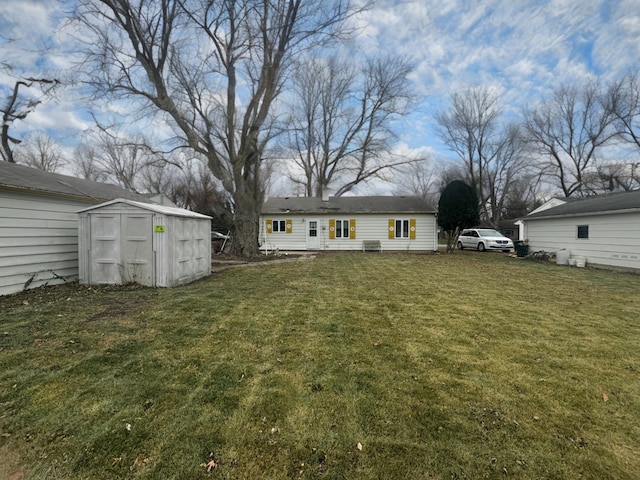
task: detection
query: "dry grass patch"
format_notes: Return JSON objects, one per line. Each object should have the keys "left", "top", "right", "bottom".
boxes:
{"left": 1, "top": 252, "right": 639, "bottom": 479}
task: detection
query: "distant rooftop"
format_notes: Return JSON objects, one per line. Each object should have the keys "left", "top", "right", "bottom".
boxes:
{"left": 262, "top": 195, "right": 436, "bottom": 214}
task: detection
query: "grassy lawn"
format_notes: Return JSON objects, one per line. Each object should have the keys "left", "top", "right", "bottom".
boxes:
{"left": 1, "top": 252, "right": 639, "bottom": 479}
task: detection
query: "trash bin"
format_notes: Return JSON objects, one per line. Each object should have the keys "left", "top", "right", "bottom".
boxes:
{"left": 514, "top": 240, "right": 529, "bottom": 258}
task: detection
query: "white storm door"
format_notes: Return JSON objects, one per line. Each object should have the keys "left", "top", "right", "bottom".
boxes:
{"left": 306, "top": 219, "right": 320, "bottom": 249}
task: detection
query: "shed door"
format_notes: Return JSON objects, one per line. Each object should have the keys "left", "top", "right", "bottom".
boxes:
{"left": 121, "top": 214, "right": 154, "bottom": 286}
{"left": 90, "top": 214, "right": 121, "bottom": 285}
{"left": 89, "top": 213, "right": 154, "bottom": 286}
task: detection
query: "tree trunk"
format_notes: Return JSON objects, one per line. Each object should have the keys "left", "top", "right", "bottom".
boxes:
{"left": 1, "top": 124, "right": 16, "bottom": 163}
{"left": 230, "top": 186, "right": 262, "bottom": 257}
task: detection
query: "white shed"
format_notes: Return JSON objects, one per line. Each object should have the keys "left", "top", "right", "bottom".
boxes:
{"left": 78, "top": 199, "right": 212, "bottom": 287}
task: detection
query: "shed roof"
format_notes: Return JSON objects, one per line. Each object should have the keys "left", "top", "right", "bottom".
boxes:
{"left": 525, "top": 189, "right": 640, "bottom": 220}
{"left": 262, "top": 195, "right": 436, "bottom": 215}
{"left": 78, "top": 198, "right": 212, "bottom": 219}
{"left": 0, "top": 161, "right": 146, "bottom": 202}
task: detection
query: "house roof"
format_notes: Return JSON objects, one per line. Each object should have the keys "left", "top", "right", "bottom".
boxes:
{"left": 0, "top": 161, "right": 146, "bottom": 203}
{"left": 262, "top": 195, "right": 436, "bottom": 215}
{"left": 525, "top": 189, "right": 640, "bottom": 220}
{"left": 78, "top": 198, "right": 212, "bottom": 219}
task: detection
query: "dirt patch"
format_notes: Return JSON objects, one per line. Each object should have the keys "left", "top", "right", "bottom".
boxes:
{"left": 211, "top": 252, "right": 315, "bottom": 272}
{"left": 212, "top": 252, "right": 308, "bottom": 263}
{"left": 0, "top": 445, "right": 23, "bottom": 480}
{"left": 86, "top": 293, "right": 152, "bottom": 322}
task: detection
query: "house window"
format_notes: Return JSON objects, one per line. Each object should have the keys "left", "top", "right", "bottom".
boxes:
{"left": 272, "top": 220, "right": 286, "bottom": 232}
{"left": 388, "top": 218, "right": 417, "bottom": 240}
{"left": 266, "top": 219, "right": 292, "bottom": 234}
{"left": 309, "top": 221, "right": 318, "bottom": 237}
{"left": 329, "top": 218, "right": 356, "bottom": 239}
{"left": 395, "top": 219, "right": 409, "bottom": 238}
{"left": 577, "top": 225, "right": 589, "bottom": 239}
{"left": 335, "top": 219, "right": 350, "bottom": 238}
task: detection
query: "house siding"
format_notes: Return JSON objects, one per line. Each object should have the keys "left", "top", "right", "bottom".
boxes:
{"left": 259, "top": 213, "right": 437, "bottom": 252}
{"left": 523, "top": 211, "right": 640, "bottom": 269}
{"left": 0, "top": 190, "right": 95, "bottom": 296}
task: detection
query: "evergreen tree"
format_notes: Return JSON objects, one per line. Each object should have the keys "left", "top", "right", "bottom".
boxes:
{"left": 438, "top": 180, "right": 480, "bottom": 253}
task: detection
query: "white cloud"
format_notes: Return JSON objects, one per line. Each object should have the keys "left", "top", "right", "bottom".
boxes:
{"left": 4, "top": 0, "right": 640, "bottom": 192}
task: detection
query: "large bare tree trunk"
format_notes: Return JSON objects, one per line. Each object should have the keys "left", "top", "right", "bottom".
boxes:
{"left": 74, "top": 0, "right": 359, "bottom": 256}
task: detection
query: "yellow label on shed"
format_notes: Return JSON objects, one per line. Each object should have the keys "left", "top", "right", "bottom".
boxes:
{"left": 154, "top": 225, "right": 165, "bottom": 233}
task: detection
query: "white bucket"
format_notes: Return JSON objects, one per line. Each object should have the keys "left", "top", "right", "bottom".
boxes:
{"left": 556, "top": 249, "right": 570, "bottom": 265}
{"left": 568, "top": 258, "right": 577, "bottom": 267}
{"left": 574, "top": 257, "right": 586, "bottom": 268}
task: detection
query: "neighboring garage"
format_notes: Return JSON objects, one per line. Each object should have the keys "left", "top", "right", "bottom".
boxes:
{"left": 78, "top": 199, "right": 212, "bottom": 287}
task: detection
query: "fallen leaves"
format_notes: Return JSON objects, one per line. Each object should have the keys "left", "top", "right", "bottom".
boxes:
{"left": 132, "top": 457, "right": 151, "bottom": 469}
{"left": 602, "top": 392, "right": 609, "bottom": 402}
{"left": 205, "top": 459, "right": 217, "bottom": 472}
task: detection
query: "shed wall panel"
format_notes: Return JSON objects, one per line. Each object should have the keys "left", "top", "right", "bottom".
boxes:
{"left": 89, "top": 214, "right": 122, "bottom": 284}
{"left": 121, "top": 214, "right": 154, "bottom": 285}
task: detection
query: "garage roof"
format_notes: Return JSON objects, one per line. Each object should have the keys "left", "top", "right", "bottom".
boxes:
{"left": 526, "top": 189, "right": 640, "bottom": 220}
{"left": 0, "top": 161, "right": 146, "bottom": 202}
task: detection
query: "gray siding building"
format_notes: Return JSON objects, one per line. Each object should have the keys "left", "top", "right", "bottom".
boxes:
{"left": 0, "top": 162, "right": 149, "bottom": 295}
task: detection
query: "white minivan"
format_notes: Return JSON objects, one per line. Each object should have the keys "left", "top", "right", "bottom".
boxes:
{"left": 457, "top": 229, "right": 514, "bottom": 252}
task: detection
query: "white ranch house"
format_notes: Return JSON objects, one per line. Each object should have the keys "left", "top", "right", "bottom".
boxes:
{"left": 260, "top": 195, "right": 438, "bottom": 252}
{"left": 521, "top": 189, "right": 640, "bottom": 271}
{"left": 0, "top": 162, "right": 170, "bottom": 296}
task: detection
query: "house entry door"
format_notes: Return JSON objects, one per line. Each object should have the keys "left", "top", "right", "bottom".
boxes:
{"left": 306, "top": 219, "right": 320, "bottom": 250}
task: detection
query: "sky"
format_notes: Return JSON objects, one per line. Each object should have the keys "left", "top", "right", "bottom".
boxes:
{"left": 2, "top": 0, "right": 640, "bottom": 193}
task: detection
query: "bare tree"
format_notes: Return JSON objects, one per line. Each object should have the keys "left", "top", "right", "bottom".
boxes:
{"left": 142, "top": 156, "right": 234, "bottom": 231}
{"left": 501, "top": 172, "right": 546, "bottom": 219}
{"left": 522, "top": 81, "right": 617, "bottom": 197}
{"left": 435, "top": 87, "right": 526, "bottom": 226}
{"left": 587, "top": 161, "right": 640, "bottom": 193}
{"left": 74, "top": 0, "right": 360, "bottom": 256}
{"left": 393, "top": 159, "right": 440, "bottom": 206}
{"left": 15, "top": 131, "right": 66, "bottom": 172}
{"left": 606, "top": 71, "right": 640, "bottom": 150}
{"left": 484, "top": 123, "right": 526, "bottom": 223}
{"left": 72, "top": 125, "right": 160, "bottom": 191}
{"left": 285, "top": 55, "right": 418, "bottom": 196}
{"left": 73, "top": 144, "right": 110, "bottom": 183}
{"left": 1, "top": 76, "right": 59, "bottom": 163}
